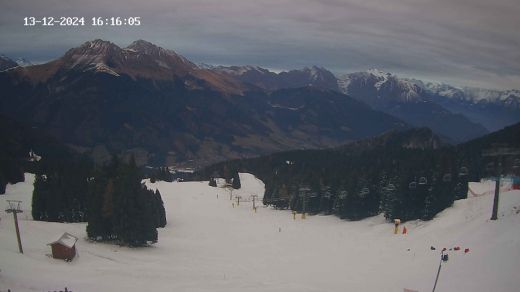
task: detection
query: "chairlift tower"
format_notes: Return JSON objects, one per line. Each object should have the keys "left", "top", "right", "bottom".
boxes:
{"left": 251, "top": 194, "right": 259, "bottom": 210}
{"left": 224, "top": 183, "right": 233, "bottom": 200}
{"left": 5, "top": 200, "right": 24, "bottom": 254}
{"left": 432, "top": 249, "right": 449, "bottom": 292}
{"left": 482, "top": 145, "right": 520, "bottom": 220}
{"left": 298, "top": 186, "right": 310, "bottom": 219}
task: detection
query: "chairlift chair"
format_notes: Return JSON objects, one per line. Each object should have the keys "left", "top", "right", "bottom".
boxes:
{"left": 418, "top": 177, "right": 428, "bottom": 185}
{"left": 359, "top": 187, "right": 370, "bottom": 197}
{"left": 442, "top": 173, "right": 452, "bottom": 182}
{"left": 458, "top": 166, "right": 469, "bottom": 176}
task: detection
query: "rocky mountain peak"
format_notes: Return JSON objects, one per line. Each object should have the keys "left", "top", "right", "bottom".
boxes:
{"left": 127, "top": 40, "right": 168, "bottom": 56}
{"left": 78, "top": 39, "right": 120, "bottom": 54}
{"left": 366, "top": 68, "right": 391, "bottom": 79}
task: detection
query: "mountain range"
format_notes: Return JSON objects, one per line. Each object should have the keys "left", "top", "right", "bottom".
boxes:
{"left": 214, "top": 64, "right": 519, "bottom": 141}
{"left": 211, "top": 65, "right": 341, "bottom": 92}
{"left": 1, "top": 39, "right": 518, "bottom": 166}
{"left": 0, "top": 40, "right": 406, "bottom": 167}
{"left": 415, "top": 81, "right": 520, "bottom": 132}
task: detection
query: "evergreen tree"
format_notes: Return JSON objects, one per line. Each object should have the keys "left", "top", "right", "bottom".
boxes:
{"left": 153, "top": 189, "right": 167, "bottom": 228}
{"left": 209, "top": 178, "right": 217, "bottom": 187}
{"left": 87, "top": 168, "right": 113, "bottom": 240}
{"left": 0, "top": 172, "right": 6, "bottom": 194}
{"left": 87, "top": 156, "right": 163, "bottom": 246}
{"left": 112, "top": 156, "right": 158, "bottom": 246}
{"left": 32, "top": 174, "right": 49, "bottom": 220}
{"left": 232, "top": 171, "right": 241, "bottom": 189}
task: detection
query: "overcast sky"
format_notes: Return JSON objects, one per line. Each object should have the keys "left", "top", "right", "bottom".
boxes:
{"left": 1, "top": 0, "right": 519, "bottom": 89}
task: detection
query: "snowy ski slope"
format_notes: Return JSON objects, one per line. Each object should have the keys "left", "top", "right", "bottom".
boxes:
{"left": 1, "top": 173, "right": 519, "bottom": 292}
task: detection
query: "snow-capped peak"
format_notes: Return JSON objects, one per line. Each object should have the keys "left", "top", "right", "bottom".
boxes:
{"left": 15, "top": 58, "right": 33, "bottom": 67}
{"left": 126, "top": 40, "right": 166, "bottom": 55}
{"left": 213, "top": 65, "right": 269, "bottom": 76}
{"left": 303, "top": 66, "right": 322, "bottom": 80}
{"left": 83, "top": 39, "right": 118, "bottom": 51}
{"left": 337, "top": 69, "right": 423, "bottom": 102}
{"left": 367, "top": 68, "right": 391, "bottom": 79}
{"left": 198, "top": 63, "right": 216, "bottom": 70}
{"left": 419, "top": 81, "right": 520, "bottom": 107}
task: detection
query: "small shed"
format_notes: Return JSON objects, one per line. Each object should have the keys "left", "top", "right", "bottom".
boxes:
{"left": 48, "top": 232, "right": 78, "bottom": 261}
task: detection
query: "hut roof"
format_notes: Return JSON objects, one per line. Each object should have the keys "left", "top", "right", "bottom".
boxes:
{"left": 48, "top": 232, "right": 78, "bottom": 248}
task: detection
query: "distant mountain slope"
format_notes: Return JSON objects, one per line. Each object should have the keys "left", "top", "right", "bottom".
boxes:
{"left": 15, "top": 57, "right": 33, "bottom": 67}
{"left": 337, "top": 70, "right": 489, "bottom": 142}
{"left": 412, "top": 81, "right": 520, "bottom": 132}
{"left": 0, "top": 114, "right": 80, "bottom": 194}
{"left": 0, "top": 40, "right": 407, "bottom": 167}
{"left": 0, "top": 54, "right": 18, "bottom": 71}
{"left": 213, "top": 65, "right": 340, "bottom": 92}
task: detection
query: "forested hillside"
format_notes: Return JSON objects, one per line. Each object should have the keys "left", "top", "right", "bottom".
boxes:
{"left": 196, "top": 124, "right": 520, "bottom": 221}
{"left": 1, "top": 115, "right": 166, "bottom": 246}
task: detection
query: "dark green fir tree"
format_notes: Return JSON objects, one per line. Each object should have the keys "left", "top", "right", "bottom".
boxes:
{"left": 232, "top": 171, "right": 241, "bottom": 189}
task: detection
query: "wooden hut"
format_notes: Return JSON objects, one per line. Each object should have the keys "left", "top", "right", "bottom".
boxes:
{"left": 48, "top": 232, "right": 78, "bottom": 261}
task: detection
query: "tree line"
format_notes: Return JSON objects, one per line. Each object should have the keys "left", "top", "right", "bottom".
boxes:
{"left": 195, "top": 125, "right": 520, "bottom": 222}
{"left": 31, "top": 154, "right": 167, "bottom": 246}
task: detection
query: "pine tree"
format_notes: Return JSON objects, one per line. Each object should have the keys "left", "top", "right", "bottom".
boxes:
{"left": 209, "top": 178, "right": 217, "bottom": 187}
{"left": 87, "top": 171, "right": 112, "bottom": 240}
{"left": 153, "top": 189, "right": 167, "bottom": 228}
{"left": 232, "top": 171, "right": 241, "bottom": 189}
{"left": 87, "top": 155, "right": 162, "bottom": 245}
{"left": 0, "top": 171, "right": 6, "bottom": 194}
{"left": 102, "top": 179, "right": 114, "bottom": 218}
{"left": 112, "top": 156, "right": 158, "bottom": 246}
{"left": 32, "top": 174, "right": 49, "bottom": 220}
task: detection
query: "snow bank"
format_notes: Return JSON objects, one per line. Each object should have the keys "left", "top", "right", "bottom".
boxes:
{"left": 469, "top": 179, "right": 513, "bottom": 197}
{"left": 1, "top": 176, "right": 519, "bottom": 292}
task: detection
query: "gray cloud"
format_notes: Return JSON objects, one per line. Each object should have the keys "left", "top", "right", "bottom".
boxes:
{"left": 1, "top": 0, "right": 519, "bottom": 89}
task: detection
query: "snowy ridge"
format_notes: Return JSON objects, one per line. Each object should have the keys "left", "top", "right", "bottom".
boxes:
{"left": 214, "top": 65, "right": 266, "bottom": 76}
{"left": 338, "top": 69, "right": 423, "bottom": 102}
{"left": 415, "top": 81, "right": 520, "bottom": 107}
{"left": 367, "top": 68, "right": 391, "bottom": 88}
{"left": 15, "top": 58, "right": 33, "bottom": 67}
{"left": 336, "top": 74, "right": 351, "bottom": 93}
{"left": 91, "top": 63, "right": 120, "bottom": 76}
{"left": 302, "top": 66, "right": 328, "bottom": 81}
{"left": 339, "top": 69, "right": 519, "bottom": 108}
{"left": 1, "top": 173, "right": 520, "bottom": 291}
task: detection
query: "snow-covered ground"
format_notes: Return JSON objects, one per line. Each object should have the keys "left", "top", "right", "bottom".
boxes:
{"left": 1, "top": 173, "right": 520, "bottom": 292}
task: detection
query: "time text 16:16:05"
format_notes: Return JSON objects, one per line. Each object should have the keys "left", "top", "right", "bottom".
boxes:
{"left": 23, "top": 17, "right": 142, "bottom": 27}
